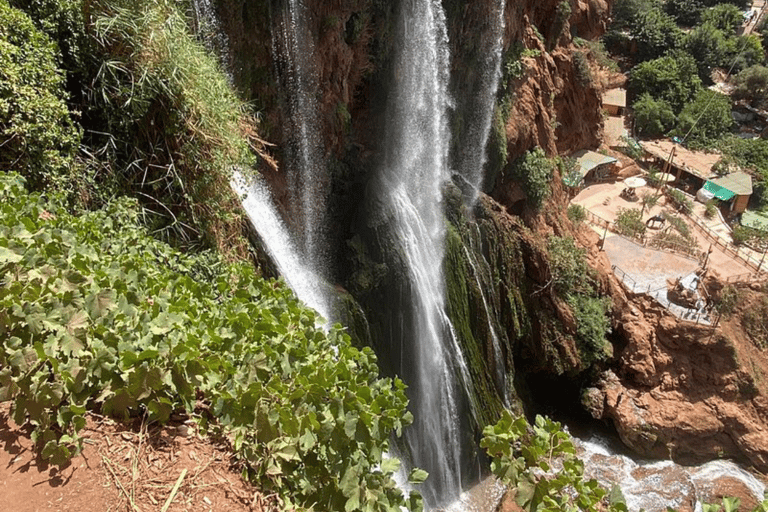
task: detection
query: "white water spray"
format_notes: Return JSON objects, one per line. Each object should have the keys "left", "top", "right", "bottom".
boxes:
{"left": 379, "top": 0, "right": 475, "bottom": 506}
{"left": 231, "top": 173, "right": 333, "bottom": 324}
{"left": 272, "top": 0, "right": 328, "bottom": 266}
{"left": 457, "top": 0, "right": 505, "bottom": 205}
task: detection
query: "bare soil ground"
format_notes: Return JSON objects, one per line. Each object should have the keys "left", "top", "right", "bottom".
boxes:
{"left": 0, "top": 404, "right": 277, "bottom": 512}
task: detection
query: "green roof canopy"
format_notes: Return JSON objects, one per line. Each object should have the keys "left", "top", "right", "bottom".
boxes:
{"left": 564, "top": 150, "right": 617, "bottom": 187}
{"left": 703, "top": 180, "right": 736, "bottom": 201}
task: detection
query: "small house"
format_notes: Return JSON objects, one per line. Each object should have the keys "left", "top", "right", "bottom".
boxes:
{"left": 703, "top": 172, "right": 753, "bottom": 214}
{"left": 563, "top": 150, "right": 618, "bottom": 189}
{"left": 602, "top": 88, "right": 626, "bottom": 116}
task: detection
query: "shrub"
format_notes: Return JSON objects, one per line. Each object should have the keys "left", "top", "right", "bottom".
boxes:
{"left": 573, "top": 51, "right": 593, "bottom": 86}
{"left": 704, "top": 200, "right": 717, "bottom": 218}
{"left": 614, "top": 207, "right": 646, "bottom": 239}
{"left": 666, "top": 188, "right": 694, "bottom": 214}
{"left": 629, "top": 52, "right": 701, "bottom": 112}
{"left": 716, "top": 284, "right": 741, "bottom": 315}
{"left": 0, "top": 1, "right": 80, "bottom": 191}
{"left": 567, "top": 204, "right": 587, "bottom": 224}
{"left": 743, "top": 297, "right": 768, "bottom": 349}
{"left": 0, "top": 173, "right": 421, "bottom": 512}
{"left": 480, "top": 412, "right": 622, "bottom": 512}
{"left": 633, "top": 93, "right": 676, "bottom": 137}
{"left": 547, "top": 235, "right": 594, "bottom": 295}
{"left": 662, "top": 211, "right": 692, "bottom": 239}
{"left": 642, "top": 192, "right": 660, "bottom": 209}
{"left": 510, "top": 147, "right": 554, "bottom": 210}
{"left": 87, "top": 0, "right": 266, "bottom": 252}
{"left": 673, "top": 89, "right": 733, "bottom": 145}
{"left": 568, "top": 294, "right": 613, "bottom": 365}
{"left": 733, "top": 65, "right": 768, "bottom": 104}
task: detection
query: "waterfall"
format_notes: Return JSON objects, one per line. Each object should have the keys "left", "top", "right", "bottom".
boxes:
{"left": 190, "top": 0, "right": 231, "bottom": 77}
{"left": 272, "top": 0, "right": 328, "bottom": 270}
{"left": 456, "top": 0, "right": 505, "bottom": 205}
{"left": 231, "top": 173, "right": 333, "bottom": 323}
{"left": 379, "top": 0, "right": 475, "bottom": 507}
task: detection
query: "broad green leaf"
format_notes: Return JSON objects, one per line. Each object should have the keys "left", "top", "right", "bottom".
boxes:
{"left": 408, "top": 468, "right": 428, "bottom": 485}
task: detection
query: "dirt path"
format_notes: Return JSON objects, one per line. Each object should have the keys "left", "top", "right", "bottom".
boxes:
{"left": 0, "top": 405, "right": 274, "bottom": 512}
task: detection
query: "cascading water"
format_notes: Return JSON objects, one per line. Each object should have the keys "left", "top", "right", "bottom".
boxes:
{"left": 231, "top": 174, "right": 333, "bottom": 323}
{"left": 191, "top": 0, "right": 231, "bottom": 75}
{"left": 272, "top": 0, "right": 328, "bottom": 269}
{"left": 378, "top": 0, "right": 476, "bottom": 507}
{"left": 455, "top": 0, "right": 505, "bottom": 205}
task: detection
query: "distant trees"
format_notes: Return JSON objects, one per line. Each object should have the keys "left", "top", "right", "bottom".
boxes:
{"left": 629, "top": 51, "right": 702, "bottom": 110}
{"left": 700, "top": 3, "right": 743, "bottom": 33}
{"left": 634, "top": 93, "right": 676, "bottom": 136}
{"left": 633, "top": 8, "right": 683, "bottom": 61}
{"left": 733, "top": 65, "right": 768, "bottom": 103}
{"left": 674, "top": 89, "right": 733, "bottom": 143}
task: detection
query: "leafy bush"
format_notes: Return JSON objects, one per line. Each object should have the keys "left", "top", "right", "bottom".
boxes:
{"left": 547, "top": 236, "right": 594, "bottom": 296}
{"left": 567, "top": 204, "right": 587, "bottom": 224}
{"left": 733, "top": 65, "right": 768, "bottom": 103}
{"left": 665, "top": 188, "right": 694, "bottom": 214}
{"left": 664, "top": 0, "right": 704, "bottom": 26}
{"left": 716, "top": 284, "right": 741, "bottom": 315}
{"left": 700, "top": 3, "right": 744, "bottom": 34}
{"left": 704, "top": 200, "right": 718, "bottom": 218}
{"left": 481, "top": 412, "right": 624, "bottom": 512}
{"left": 662, "top": 211, "right": 693, "bottom": 239}
{"left": 633, "top": 8, "right": 683, "bottom": 62}
{"left": 642, "top": 192, "right": 660, "bottom": 209}
{"left": 614, "top": 208, "right": 646, "bottom": 239}
{"left": 510, "top": 147, "right": 554, "bottom": 210}
{"left": 0, "top": 174, "right": 422, "bottom": 512}
{"left": 629, "top": 52, "right": 701, "bottom": 112}
{"left": 633, "top": 93, "right": 676, "bottom": 136}
{"left": 674, "top": 89, "right": 733, "bottom": 145}
{"left": 0, "top": 0, "right": 80, "bottom": 190}
{"left": 568, "top": 295, "right": 613, "bottom": 365}
{"left": 573, "top": 51, "right": 593, "bottom": 86}
{"left": 683, "top": 22, "right": 729, "bottom": 81}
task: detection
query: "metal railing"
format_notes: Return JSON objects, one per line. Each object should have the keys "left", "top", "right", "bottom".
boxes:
{"left": 611, "top": 264, "right": 716, "bottom": 326}
{"left": 688, "top": 212, "right": 766, "bottom": 273}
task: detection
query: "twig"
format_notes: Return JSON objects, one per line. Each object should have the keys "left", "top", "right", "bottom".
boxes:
{"left": 102, "top": 455, "right": 141, "bottom": 512}
{"left": 161, "top": 468, "right": 187, "bottom": 512}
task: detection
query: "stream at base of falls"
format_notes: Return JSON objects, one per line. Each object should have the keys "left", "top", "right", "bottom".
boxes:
{"left": 439, "top": 431, "right": 766, "bottom": 512}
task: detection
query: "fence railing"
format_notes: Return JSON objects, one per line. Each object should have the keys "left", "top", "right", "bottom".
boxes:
{"left": 611, "top": 264, "right": 717, "bottom": 326}
{"left": 688, "top": 212, "right": 766, "bottom": 273}
{"left": 583, "top": 208, "right": 703, "bottom": 263}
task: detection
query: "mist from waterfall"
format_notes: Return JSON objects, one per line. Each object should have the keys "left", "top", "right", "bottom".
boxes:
{"left": 272, "top": 0, "right": 328, "bottom": 269}
{"left": 378, "top": 0, "right": 475, "bottom": 507}
{"left": 456, "top": 0, "right": 505, "bottom": 205}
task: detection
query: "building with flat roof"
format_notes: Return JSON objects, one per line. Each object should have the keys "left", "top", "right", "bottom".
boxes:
{"left": 602, "top": 88, "right": 627, "bottom": 116}
{"left": 563, "top": 150, "right": 618, "bottom": 189}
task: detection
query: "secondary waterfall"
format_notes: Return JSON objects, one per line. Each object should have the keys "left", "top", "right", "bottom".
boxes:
{"left": 378, "top": 0, "right": 475, "bottom": 507}
{"left": 456, "top": 0, "right": 505, "bottom": 205}
{"left": 231, "top": 174, "right": 333, "bottom": 323}
{"left": 272, "top": 0, "right": 328, "bottom": 270}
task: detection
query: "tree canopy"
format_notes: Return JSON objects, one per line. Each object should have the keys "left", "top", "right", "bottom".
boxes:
{"left": 629, "top": 51, "right": 702, "bottom": 111}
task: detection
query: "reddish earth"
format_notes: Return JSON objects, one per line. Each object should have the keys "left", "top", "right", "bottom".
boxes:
{"left": 0, "top": 404, "right": 275, "bottom": 512}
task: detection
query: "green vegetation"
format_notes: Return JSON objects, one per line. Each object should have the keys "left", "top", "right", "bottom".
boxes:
{"left": 633, "top": 93, "right": 676, "bottom": 136}
{"left": 0, "top": 173, "right": 421, "bottom": 511}
{"left": 716, "top": 284, "right": 741, "bottom": 314}
{"left": 0, "top": 0, "right": 80, "bottom": 191}
{"left": 665, "top": 187, "right": 694, "bottom": 214}
{"left": 481, "top": 411, "right": 625, "bottom": 512}
{"left": 87, "top": 0, "right": 258, "bottom": 252}
{"left": 567, "top": 204, "right": 587, "bottom": 224}
{"left": 629, "top": 52, "right": 701, "bottom": 111}
{"left": 705, "top": 200, "right": 718, "bottom": 218}
{"left": 614, "top": 208, "right": 646, "bottom": 239}
{"left": 733, "top": 65, "right": 768, "bottom": 104}
{"left": 510, "top": 147, "right": 554, "bottom": 210}
{"left": 547, "top": 236, "right": 612, "bottom": 365}
{"left": 673, "top": 89, "right": 733, "bottom": 144}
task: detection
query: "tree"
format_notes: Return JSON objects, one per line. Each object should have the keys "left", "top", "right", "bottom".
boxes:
{"left": 633, "top": 8, "right": 684, "bottom": 61}
{"left": 733, "top": 65, "right": 768, "bottom": 103}
{"left": 674, "top": 89, "right": 733, "bottom": 144}
{"left": 726, "top": 35, "right": 765, "bottom": 74}
{"left": 634, "top": 93, "right": 676, "bottom": 135}
{"left": 684, "top": 23, "right": 729, "bottom": 81}
{"left": 629, "top": 51, "right": 702, "bottom": 111}
{"left": 700, "top": 3, "right": 744, "bottom": 34}
{"left": 664, "top": 0, "right": 704, "bottom": 26}
{"left": 0, "top": 1, "right": 80, "bottom": 190}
